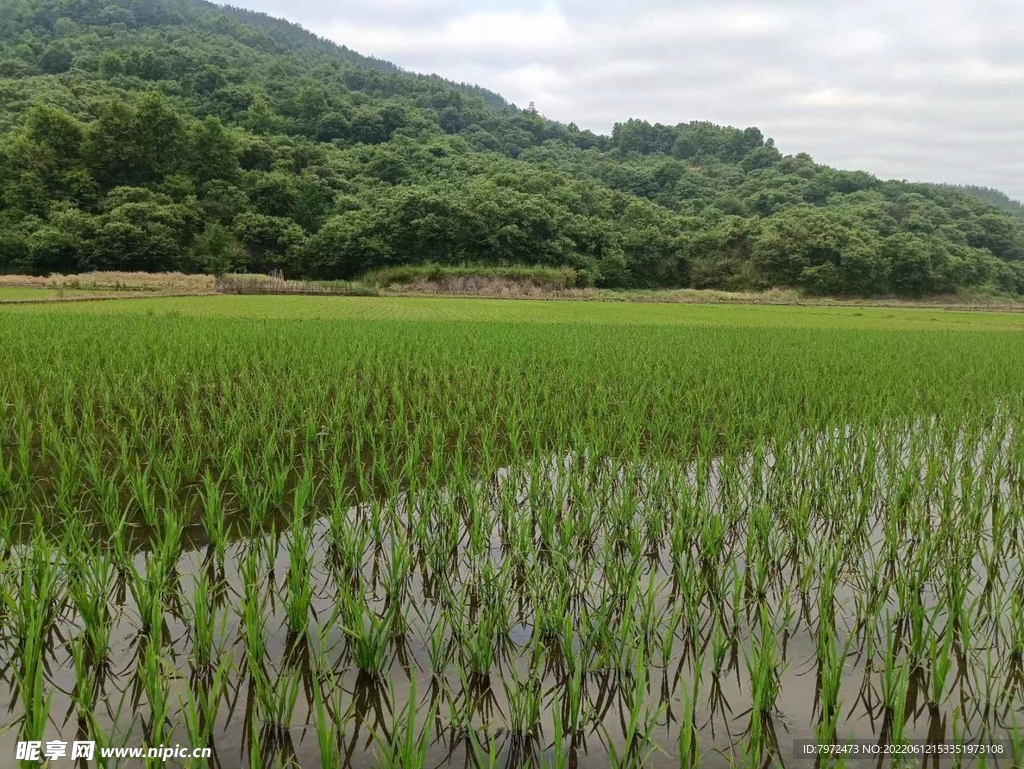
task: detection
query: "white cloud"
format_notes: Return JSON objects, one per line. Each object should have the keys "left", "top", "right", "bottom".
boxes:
{"left": 607, "top": 7, "right": 791, "bottom": 44}
{"left": 961, "top": 58, "right": 1024, "bottom": 84}
{"left": 325, "top": 8, "right": 576, "bottom": 59}
{"left": 794, "top": 88, "right": 924, "bottom": 109}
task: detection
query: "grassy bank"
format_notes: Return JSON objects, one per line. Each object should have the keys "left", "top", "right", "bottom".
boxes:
{"left": 5, "top": 268, "right": 1024, "bottom": 312}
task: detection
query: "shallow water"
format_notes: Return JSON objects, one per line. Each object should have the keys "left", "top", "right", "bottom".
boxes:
{"left": 1, "top": 424, "right": 1023, "bottom": 768}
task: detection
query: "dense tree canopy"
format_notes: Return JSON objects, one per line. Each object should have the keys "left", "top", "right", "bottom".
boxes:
{"left": 1, "top": 0, "right": 1023, "bottom": 296}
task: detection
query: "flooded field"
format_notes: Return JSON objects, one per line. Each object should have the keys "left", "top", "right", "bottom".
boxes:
{"left": 1, "top": 299, "right": 1024, "bottom": 767}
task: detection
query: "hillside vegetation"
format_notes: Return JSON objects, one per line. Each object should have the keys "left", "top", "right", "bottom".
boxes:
{"left": 2, "top": 0, "right": 1024, "bottom": 296}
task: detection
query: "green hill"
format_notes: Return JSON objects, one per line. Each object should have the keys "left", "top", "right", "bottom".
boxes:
{"left": 1, "top": 0, "right": 1023, "bottom": 297}
{"left": 946, "top": 185, "right": 1024, "bottom": 216}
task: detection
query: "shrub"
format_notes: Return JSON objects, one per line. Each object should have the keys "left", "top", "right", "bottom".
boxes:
{"left": 360, "top": 263, "right": 578, "bottom": 290}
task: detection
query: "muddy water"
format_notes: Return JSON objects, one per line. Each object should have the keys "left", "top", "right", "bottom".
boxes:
{"left": 1, "top": 428, "right": 1022, "bottom": 768}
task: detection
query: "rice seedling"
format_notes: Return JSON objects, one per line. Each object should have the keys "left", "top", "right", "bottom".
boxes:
{"left": 188, "top": 572, "right": 231, "bottom": 705}
{"left": 928, "top": 628, "right": 954, "bottom": 709}
{"left": 880, "top": 630, "right": 912, "bottom": 748}
{"left": 200, "top": 470, "right": 228, "bottom": 565}
{"left": 250, "top": 662, "right": 303, "bottom": 754}
{"left": 502, "top": 666, "right": 543, "bottom": 740}
{"left": 6, "top": 533, "right": 60, "bottom": 747}
{"left": 427, "top": 615, "right": 451, "bottom": 677}
{"left": 343, "top": 595, "right": 392, "bottom": 679}
{"left": 677, "top": 651, "right": 702, "bottom": 768}
{"left": 0, "top": 298, "right": 1022, "bottom": 766}
{"left": 605, "top": 645, "right": 665, "bottom": 768}
{"left": 744, "top": 606, "right": 784, "bottom": 763}
{"left": 746, "top": 607, "right": 783, "bottom": 720}
{"left": 179, "top": 653, "right": 232, "bottom": 757}
{"left": 466, "top": 722, "right": 502, "bottom": 769}
{"left": 816, "top": 632, "right": 851, "bottom": 749}
{"left": 239, "top": 550, "right": 270, "bottom": 681}
{"left": 70, "top": 545, "right": 115, "bottom": 674}
{"left": 283, "top": 516, "right": 314, "bottom": 645}
{"left": 458, "top": 603, "right": 499, "bottom": 680}
{"left": 139, "top": 641, "right": 174, "bottom": 762}
{"left": 372, "top": 676, "right": 437, "bottom": 769}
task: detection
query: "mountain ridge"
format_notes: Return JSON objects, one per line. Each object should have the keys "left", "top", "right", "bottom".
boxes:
{"left": 0, "top": 0, "right": 1022, "bottom": 297}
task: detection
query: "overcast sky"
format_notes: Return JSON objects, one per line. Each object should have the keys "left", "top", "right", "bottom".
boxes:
{"left": 227, "top": 0, "right": 1024, "bottom": 198}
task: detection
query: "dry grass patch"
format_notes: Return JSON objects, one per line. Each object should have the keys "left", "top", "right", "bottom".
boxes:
{"left": 383, "top": 275, "right": 599, "bottom": 299}
{"left": 0, "top": 272, "right": 215, "bottom": 293}
{"left": 216, "top": 273, "right": 375, "bottom": 296}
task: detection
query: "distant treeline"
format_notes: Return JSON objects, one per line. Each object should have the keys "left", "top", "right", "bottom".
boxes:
{"left": 1, "top": 0, "right": 1024, "bottom": 296}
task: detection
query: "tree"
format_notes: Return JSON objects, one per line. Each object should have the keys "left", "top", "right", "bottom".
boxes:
{"left": 295, "top": 84, "right": 328, "bottom": 123}
{"left": 349, "top": 106, "right": 388, "bottom": 144}
{"left": 303, "top": 209, "right": 388, "bottom": 278}
{"left": 188, "top": 117, "right": 240, "bottom": 184}
{"left": 884, "top": 233, "right": 933, "bottom": 296}
{"left": 24, "top": 105, "right": 84, "bottom": 165}
{"left": 86, "top": 93, "right": 184, "bottom": 188}
{"left": 0, "top": 228, "right": 30, "bottom": 273}
{"left": 98, "top": 50, "right": 124, "bottom": 78}
{"left": 195, "top": 222, "right": 243, "bottom": 276}
{"left": 123, "top": 47, "right": 170, "bottom": 80}
{"left": 245, "top": 96, "right": 277, "bottom": 135}
{"left": 247, "top": 171, "right": 299, "bottom": 219}
{"left": 232, "top": 212, "right": 306, "bottom": 273}
{"left": 26, "top": 207, "right": 97, "bottom": 275}
{"left": 194, "top": 65, "right": 227, "bottom": 95}
{"left": 39, "top": 41, "right": 73, "bottom": 74}
{"left": 838, "top": 237, "right": 888, "bottom": 295}
{"left": 316, "top": 112, "right": 350, "bottom": 143}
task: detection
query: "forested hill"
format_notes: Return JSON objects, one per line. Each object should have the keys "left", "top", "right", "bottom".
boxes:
{"left": 949, "top": 185, "right": 1024, "bottom": 216}
{"left": 1, "top": 0, "right": 1023, "bottom": 296}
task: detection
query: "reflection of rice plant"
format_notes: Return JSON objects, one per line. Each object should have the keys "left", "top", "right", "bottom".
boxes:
{"left": 467, "top": 727, "right": 502, "bottom": 769}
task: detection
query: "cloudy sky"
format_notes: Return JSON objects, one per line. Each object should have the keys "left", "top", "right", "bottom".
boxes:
{"left": 228, "top": 0, "right": 1024, "bottom": 198}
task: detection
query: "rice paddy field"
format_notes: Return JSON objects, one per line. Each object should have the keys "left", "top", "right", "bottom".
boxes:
{"left": 2, "top": 295, "right": 1024, "bottom": 768}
